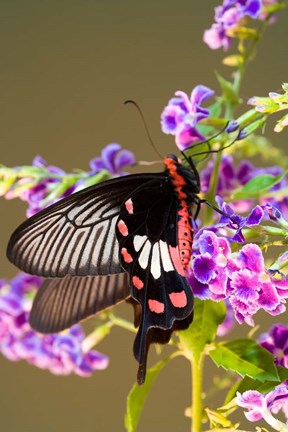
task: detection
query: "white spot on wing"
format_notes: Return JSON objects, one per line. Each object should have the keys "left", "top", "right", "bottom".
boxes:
{"left": 134, "top": 235, "right": 147, "bottom": 252}
{"left": 159, "top": 240, "right": 174, "bottom": 272}
{"left": 138, "top": 240, "right": 151, "bottom": 269}
{"left": 151, "top": 243, "right": 161, "bottom": 279}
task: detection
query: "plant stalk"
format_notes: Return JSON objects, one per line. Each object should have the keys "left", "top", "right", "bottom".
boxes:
{"left": 191, "top": 353, "right": 204, "bottom": 432}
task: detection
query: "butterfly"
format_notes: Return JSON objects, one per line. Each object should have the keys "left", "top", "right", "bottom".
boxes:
{"left": 7, "top": 153, "right": 201, "bottom": 384}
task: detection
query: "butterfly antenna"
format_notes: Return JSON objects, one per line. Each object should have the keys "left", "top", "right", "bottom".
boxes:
{"left": 181, "top": 122, "right": 242, "bottom": 171}
{"left": 124, "top": 100, "right": 163, "bottom": 159}
{"left": 188, "top": 129, "right": 242, "bottom": 159}
{"left": 183, "top": 121, "right": 230, "bottom": 156}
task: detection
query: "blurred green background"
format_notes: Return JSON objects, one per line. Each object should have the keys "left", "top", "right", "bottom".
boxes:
{"left": 0, "top": 1, "right": 288, "bottom": 431}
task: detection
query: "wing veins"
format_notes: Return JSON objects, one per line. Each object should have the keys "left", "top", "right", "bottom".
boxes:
{"left": 34, "top": 219, "right": 68, "bottom": 274}
{"left": 96, "top": 217, "right": 113, "bottom": 270}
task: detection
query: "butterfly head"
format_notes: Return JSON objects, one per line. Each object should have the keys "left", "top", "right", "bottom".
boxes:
{"left": 165, "top": 154, "right": 181, "bottom": 164}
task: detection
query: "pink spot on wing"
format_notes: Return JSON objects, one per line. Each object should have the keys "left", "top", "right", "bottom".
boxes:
{"left": 117, "top": 220, "right": 129, "bottom": 236}
{"left": 121, "top": 248, "right": 133, "bottom": 263}
{"left": 169, "top": 291, "right": 187, "bottom": 308}
{"left": 169, "top": 246, "right": 185, "bottom": 276}
{"left": 132, "top": 276, "right": 144, "bottom": 290}
{"left": 148, "top": 299, "right": 165, "bottom": 314}
{"left": 125, "top": 198, "right": 134, "bottom": 214}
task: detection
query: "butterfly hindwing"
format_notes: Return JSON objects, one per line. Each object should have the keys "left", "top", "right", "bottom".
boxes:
{"left": 29, "top": 273, "right": 130, "bottom": 333}
{"left": 116, "top": 179, "right": 194, "bottom": 382}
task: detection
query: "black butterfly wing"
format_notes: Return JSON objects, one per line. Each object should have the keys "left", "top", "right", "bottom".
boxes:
{"left": 116, "top": 179, "right": 194, "bottom": 383}
{"left": 7, "top": 173, "right": 165, "bottom": 277}
{"left": 29, "top": 273, "right": 130, "bottom": 333}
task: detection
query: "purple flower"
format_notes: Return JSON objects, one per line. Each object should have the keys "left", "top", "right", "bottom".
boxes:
{"left": 190, "top": 230, "right": 288, "bottom": 326}
{"left": 228, "top": 244, "right": 288, "bottom": 325}
{"left": 236, "top": 386, "right": 288, "bottom": 428}
{"left": 161, "top": 85, "right": 215, "bottom": 150}
{"left": 19, "top": 157, "right": 72, "bottom": 217}
{"left": 190, "top": 231, "right": 231, "bottom": 299}
{"left": 259, "top": 324, "right": 288, "bottom": 368}
{"left": 0, "top": 273, "right": 108, "bottom": 376}
{"left": 89, "top": 143, "right": 135, "bottom": 175}
{"left": 204, "top": 0, "right": 263, "bottom": 51}
{"left": 214, "top": 197, "right": 264, "bottom": 242}
{"left": 263, "top": 202, "right": 288, "bottom": 230}
{"left": 201, "top": 154, "right": 288, "bottom": 216}
{"left": 203, "top": 22, "right": 232, "bottom": 51}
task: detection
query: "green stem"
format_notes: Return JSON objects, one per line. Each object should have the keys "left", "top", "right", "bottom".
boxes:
{"left": 191, "top": 353, "right": 204, "bottom": 432}
{"left": 234, "top": 18, "right": 270, "bottom": 96}
{"left": 107, "top": 312, "right": 137, "bottom": 333}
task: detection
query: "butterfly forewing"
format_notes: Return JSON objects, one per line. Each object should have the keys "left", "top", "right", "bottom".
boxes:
{"left": 7, "top": 174, "right": 164, "bottom": 277}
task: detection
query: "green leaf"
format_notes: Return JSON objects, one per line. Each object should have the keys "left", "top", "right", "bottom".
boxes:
{"left": 225, "top": 376, "right": 262, "bottom": 404}
{"left": 208, "top": 101, "right": 222, "bottom": 118}
{"left": 209, "top": 339, "right": 279, "bottom": 383}
{"left": 232, "top": 173, "right": 284, "bottom": 200}
{"left": 277, "top": 365, "right": 288, "bottom": 382}
{"left": 125, "top": 355, "right": 173, "bottom": 432}
{"left": 216, "top": 72, "right": 240, "bottom": 105}
{"left": 178, "top": 299, "right": 226, "bottom": 360}
{"left": 225, "top": 365, "right": 288, "bottom": 404}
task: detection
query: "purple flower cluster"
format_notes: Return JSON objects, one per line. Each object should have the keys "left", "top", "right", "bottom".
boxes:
{"left": 201, "top": 154, "right": 288, "bottom": 217}
{"left": 188, "top": 230, "right": 288, "bottom": 325}
{"left": 161, "top": 85, "right": 214, "bottom": 150}
{"left": 236, "top": 385, "right": 288, "bottom": 427}
{"left": 204, "top": 0, "right": 264, "bottom": 51}
{"left": 0, "top": 273, "right": 108, "bottom": 376}
{"left": 20, "top": 156, "right": 71, "bottom": 217}
{"left": 250, "top": 325, "right": 288, "bottom": 426}
{"left": 3, "top": 143, "right": 135, "bottom": 217}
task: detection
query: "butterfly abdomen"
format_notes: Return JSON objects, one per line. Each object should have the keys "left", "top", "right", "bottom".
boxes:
{"left": 164, "top": 156, "right": 194, "bottom": 272}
